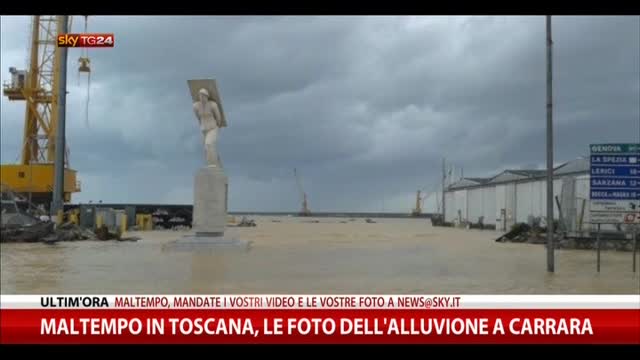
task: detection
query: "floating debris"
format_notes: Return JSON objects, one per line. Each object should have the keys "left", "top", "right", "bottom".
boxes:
{"left": 236, "top": 217, "right": 257, "bottom": 227}
{"left": 118, "top": 236, "right": 141, "bottom": 242}
{"left": 171, "top": 225, "right": 191, "bottom": 231}
{"left": 95, "top": 225, "right": 119, "bottom": 240}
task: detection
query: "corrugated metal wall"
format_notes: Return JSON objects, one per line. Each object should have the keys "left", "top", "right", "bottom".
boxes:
{"left": 515, "top": 180, "right": 553, "bottom": 223}
{"left": 482, "top": 187, "right": 496, "bottom": 225}
{"left": 465, "top": 187, "right": 497, "bottom": 225}
{"left": 553, "top": 179, "right": 563, "bottom": 206}
{"left": 560, "top": 177, "right": 577, "bottom": 232}
{"left": 467, "top": 188, "right": 483, "bottom": 223}
{"left": 454, "top": 190, "right": 468, "bottom": 222}
{"left": 532, "top": 181, "right": 545, "bottom": 220}
{"left": 516, "top": 182, "right": 533, "bottom": 223}
{"left": 505, "top": 183, "right": 517, "bottom": 229}
{"left": 445, "top": 177, "right": 579, "bottom": 228}
{"left": 445, "top": 192, "right": 456, "bottom": 222}
{"left": 495, "top": 185, "right": 506, "bottom": 230}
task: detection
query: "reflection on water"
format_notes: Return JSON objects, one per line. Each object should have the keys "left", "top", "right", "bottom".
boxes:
{"left": 1, "top": 219, "right": 639, "bottom": 294}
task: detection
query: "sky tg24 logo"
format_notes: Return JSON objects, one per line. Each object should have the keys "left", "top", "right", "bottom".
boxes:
{"left": 57, "top": 33, "right": 115, "bottom": 48}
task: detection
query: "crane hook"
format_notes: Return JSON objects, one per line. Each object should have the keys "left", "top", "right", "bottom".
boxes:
{"left": 78, "top": 16, "right": 91, "bottom": 73}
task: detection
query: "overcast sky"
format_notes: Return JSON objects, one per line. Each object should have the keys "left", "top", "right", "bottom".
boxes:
{"left": 1, "top": 16, "right": 638, "bottom": 212}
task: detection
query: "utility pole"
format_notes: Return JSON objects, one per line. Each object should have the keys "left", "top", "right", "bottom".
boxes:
{"left": 442, "top": 158, "right": 446, "bottom": 221}
{"left": 546, "top": 15, "right": 555, "bottom": 272}
{"left": 51, "top": 15, "right": 69, "bottom": 222}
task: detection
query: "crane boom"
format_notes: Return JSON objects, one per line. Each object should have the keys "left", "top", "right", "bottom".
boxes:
{"left": 411, "top": 189, "right": 430, "bottom": 217}
{"left": 23, "top": 16, "right": 66, "bottom": 164}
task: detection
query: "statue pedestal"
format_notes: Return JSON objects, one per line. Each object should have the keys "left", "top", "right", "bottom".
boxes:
{"left": 193, "top": 166, "right": 228, "bottom": 235}
{"left": 163, "top": 166, "right": 251, "bottom": 252}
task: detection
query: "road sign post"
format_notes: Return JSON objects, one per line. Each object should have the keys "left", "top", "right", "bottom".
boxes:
{"left": 633, "top": 230, "right": 637, "bottom": 273}
{"left": 597, "top": 224, "right": 601, "bottom": 273}
{"left": 590, "top": 143, "right": 640, "bottom": 272}
{"left": 546, "top": 16, "right": 554, "bottom": 273}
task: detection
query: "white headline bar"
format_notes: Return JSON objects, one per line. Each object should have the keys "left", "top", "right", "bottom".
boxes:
{"left": 1, "top": 295, "right": 639, "bottom": 309}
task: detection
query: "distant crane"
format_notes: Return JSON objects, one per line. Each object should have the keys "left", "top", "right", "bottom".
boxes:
{"left": 294, "top": 168, "right": 311, "bottom": 216}
{"left": 411, "top": 190, "right": 427, "bottom": 217}
{"left": 412, "top": 183, "right": 443, "bottom": 217}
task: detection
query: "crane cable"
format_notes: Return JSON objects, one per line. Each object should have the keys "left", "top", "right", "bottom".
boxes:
{"left": 83, "top": 16, "right": 91, "bottom": 129}
{"left": 77, "top": 15, "right": 91, "bottom": 129}
{"left": 85, "top": 67, "right": 91, "bottom": 130}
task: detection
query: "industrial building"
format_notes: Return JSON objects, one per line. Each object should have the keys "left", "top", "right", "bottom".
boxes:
{"left": 444, "top": 157, "right": 592, "bottom": 232}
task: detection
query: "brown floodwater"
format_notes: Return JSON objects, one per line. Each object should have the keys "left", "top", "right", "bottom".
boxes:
{"left": 1, "top": 217, "right": 638, "bottom": 294}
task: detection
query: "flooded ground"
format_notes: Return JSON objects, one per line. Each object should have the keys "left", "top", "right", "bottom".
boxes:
{"left": 1, "top": 216, "right": 638, "bottom": 294}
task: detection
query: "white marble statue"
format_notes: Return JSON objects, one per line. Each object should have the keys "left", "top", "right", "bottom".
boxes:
{"left": 193, "top": 88, "right": 223, "bottom": 167}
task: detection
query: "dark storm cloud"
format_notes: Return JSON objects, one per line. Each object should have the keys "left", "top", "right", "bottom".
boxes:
{"left": 91, "top": 16, "right": 359, "bottom": 106}
{"left": 1, "top": 15, "right": 638, "bottom": 211}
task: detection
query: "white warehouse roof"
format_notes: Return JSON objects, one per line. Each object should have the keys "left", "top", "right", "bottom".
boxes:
{"left": 446, "top": 157, "right": 589, "bottom": 191}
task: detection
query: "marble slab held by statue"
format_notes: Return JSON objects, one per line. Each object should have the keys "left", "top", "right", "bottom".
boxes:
{"left": 187, "top": 79, "right": 227, "bottom": 128}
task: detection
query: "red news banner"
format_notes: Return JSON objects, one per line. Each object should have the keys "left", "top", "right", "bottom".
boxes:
{"left": 1, "top": 295, "right": 638, "bottom": 344}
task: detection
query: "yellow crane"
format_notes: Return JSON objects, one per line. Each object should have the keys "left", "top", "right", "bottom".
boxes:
{"left": 294, "top": 168, "right": 311, "bottom": 216}
{"left": 1, "top": 16, "right": 88, "bottom": 208}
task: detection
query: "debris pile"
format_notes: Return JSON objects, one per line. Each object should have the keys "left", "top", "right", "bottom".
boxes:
{"left": 237, "top": 217, "right": 257, "bottom": 227}
{"left": 1, "top": 186, "right": 139, "bottom": 243}
{"left": 495, "top": 222, "right": 635, "bottom": 252}
{"left": 94, "top": 224, "right": 118, "bottom": 240}
{"left": 42, "top": 222, "right": 98, "bottom": 243}
{"left": 2, "top": 220, "right": 54, "bottom": 243}
{"left": 496, "top": 223, "right": 535, "bottom": 243}
{"left": 3, "top": 212, "right": 39, "bottom": 227}
{"left": 2, "top": 217, "right": 140, "bottom": 244}
{"left": 171, "top": 225, "right": 191, "bottom": 231}
{"left": 2, "top": 219, "right": 113, "bottom": 244}
{"left": 430, "top": 215, "right": 453, "bottom": 227}
{"left": 82, "top": 224, "right": 139, "bottom": 242}
{"left": 466, "top": 216, "right": 496, "bottom": 230}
